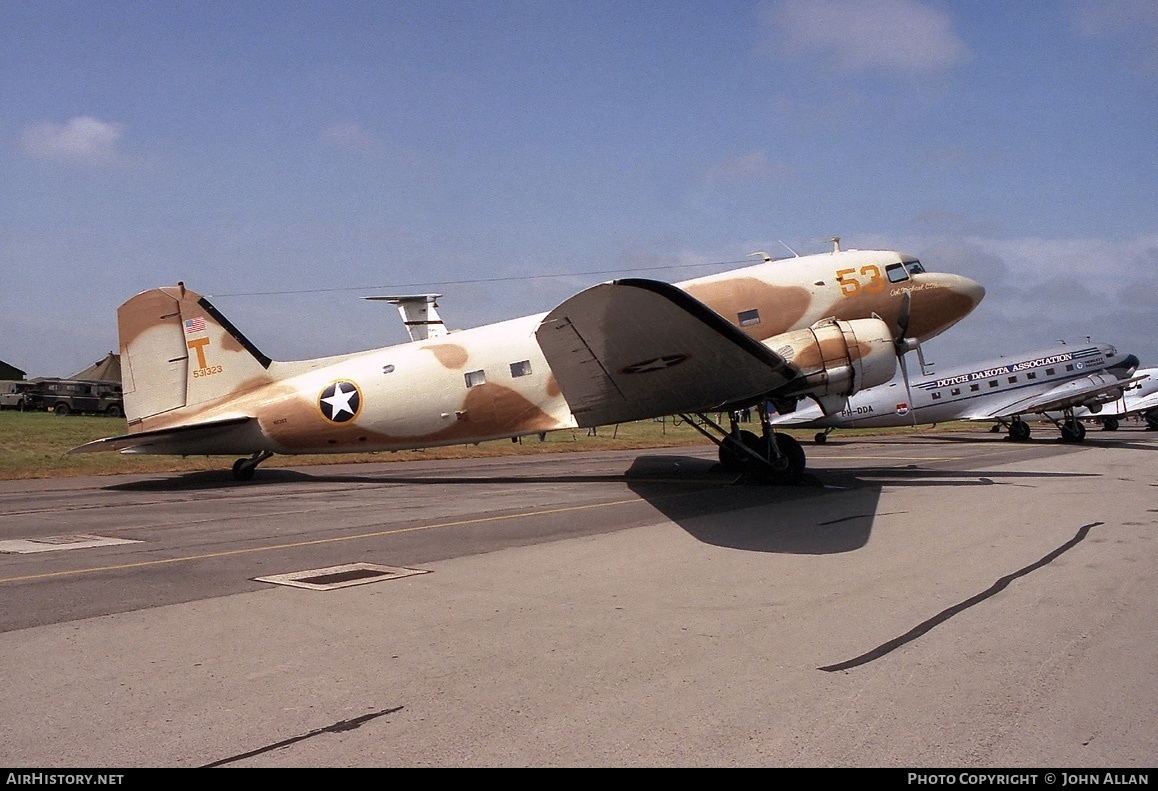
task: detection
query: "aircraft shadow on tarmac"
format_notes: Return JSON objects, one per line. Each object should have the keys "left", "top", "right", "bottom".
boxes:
{"left": 103, "top": 468, "right": 638, "bottom": 491}
{"left": 102, "top": 452, "right": 1100, "bottom": 558}
{"left": 622, "top": 454, "right": 1100, "bottom": 556}
{"left": 825, "top": 431, "right": 1158, "bottom": 451}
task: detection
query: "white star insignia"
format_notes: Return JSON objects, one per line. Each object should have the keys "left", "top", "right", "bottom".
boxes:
{"left": 322, "top": 382, "right": 359, "bottom": 419}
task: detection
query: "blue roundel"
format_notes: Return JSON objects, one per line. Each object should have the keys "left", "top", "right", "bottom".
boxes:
{"left": 319, "top": 380, "right": 361, "bottom": 423}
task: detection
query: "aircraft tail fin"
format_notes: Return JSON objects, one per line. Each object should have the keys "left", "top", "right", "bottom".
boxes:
{"left": 118, "top": 284, "right": 273, "bottom": 423}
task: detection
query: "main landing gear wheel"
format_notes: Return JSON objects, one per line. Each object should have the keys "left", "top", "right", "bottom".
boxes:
{"left": 718, "top": 430, "right": 760, "bottom": 473}
{"left": 755, "top": 433, "right": 806, "bottom": 486}
{"left": 1060, "top": 419, "right": 1086, "bottom": 443}
{"left": 1100, "top": 416, "right": 1119, "bottom": 431}
{"left": 1007, "top": 419, "right": 1031, "bottom": 442}
{"left": 232, "top": 450, "right": 274, "bottom": 481}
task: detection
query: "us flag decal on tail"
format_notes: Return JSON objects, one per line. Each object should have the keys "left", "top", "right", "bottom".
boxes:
{"left": 184, "top": 317, "right": 206, "bottom": 334}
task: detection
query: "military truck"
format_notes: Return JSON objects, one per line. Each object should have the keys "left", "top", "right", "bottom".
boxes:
{"left": 24, "top": 379, "right": 125, "bottom": 416}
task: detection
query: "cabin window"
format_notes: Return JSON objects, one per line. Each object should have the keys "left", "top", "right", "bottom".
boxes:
{"left": 464, "top": 370, "right": 486, "bottom": 388}
{"left": 1046, "top": 368, "right": 1056, "bottom": 375}
{"left": 510, "top": 360, "right": 532, "bottom": 378}
{"left": 1065, "top": 364, "right": 1075, "bottom": 372}
{"left": 989, "top": 380, "right": 999, "bottom": 388}
{"left": 932, "top": 392, "right": 942, "bottom": 400}
{"left": 1008, "top": 376, "right": 1017, "bottom": 384}
{"left": 886, "top": 263, "right": 909, "bottom": 283}
{"left": 1027, "top": 372, "right": 1036, "bottom": 380}
{"left": 951, "top": 388, "right": 961, "bottom": 396}
{"left": 970, "top": 384, "right": 980, "bottom": 392}
{"left": 738, "top": 309, "right": 760, "bottom": 327}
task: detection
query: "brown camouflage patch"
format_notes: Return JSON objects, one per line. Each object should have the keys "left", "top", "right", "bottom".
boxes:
{"left": 682, "top": 277, "right": 811, "bottom": 339}
{"left": 420, "top": 343, "right": 469, "bottom": 369}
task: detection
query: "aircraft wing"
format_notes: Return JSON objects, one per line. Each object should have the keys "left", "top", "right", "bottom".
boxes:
{"left": 68, "top": 416, "right": 259, "bottom": 456}
{"left": 1107, "top": 376, "right": 1158, "bottom": 417}
{"left": 536, "top": 278, "right": 801, "bottom": 427}
{"left": 967, "top": 374, "right": 1150, "bottom": 420}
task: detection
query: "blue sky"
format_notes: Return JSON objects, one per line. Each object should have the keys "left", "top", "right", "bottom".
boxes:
{"left": 3, "top": 0, "right": 1156, "bottom": 379}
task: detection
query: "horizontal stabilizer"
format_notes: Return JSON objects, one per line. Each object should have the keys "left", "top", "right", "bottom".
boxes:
{"left": 68, "top": 416, "right": 259, "bottom": 456}
{"left": 535, "top": 278, "right": 797, "bottom": 427}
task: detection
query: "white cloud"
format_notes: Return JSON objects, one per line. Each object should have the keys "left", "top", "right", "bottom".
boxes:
{"left": 892, "top": 232, "right": 1158, "bottom": 368}
{"left": 1072, "top": 0, "right": 1158, "bottom": 75}
{"left": 702, "top": 150, "right": 798, "bottom": 183}
{"left": 762, "top": 0, "right": 969, "bottom": 74}
{"left": 19, "top": 116, "right": 126, "bottom": 166}
{"left": 321, "top": 122, "right": 379, "bottom": 151}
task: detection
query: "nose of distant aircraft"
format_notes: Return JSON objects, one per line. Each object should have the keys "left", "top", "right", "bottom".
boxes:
{"left": 904, "top": 272, "right": 986, "bottom": 340}
{"left": 1109, "top": 353, "right": 1141, "bottom": 377}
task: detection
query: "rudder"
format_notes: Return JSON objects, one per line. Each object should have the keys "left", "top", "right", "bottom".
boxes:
{"left": 118, "top": 283, "right": 273, "bottom": 423}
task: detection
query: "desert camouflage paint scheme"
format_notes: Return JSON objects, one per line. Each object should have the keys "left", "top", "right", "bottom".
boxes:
{"left": 72, "top": 247, "right": 985, "bottom": 467}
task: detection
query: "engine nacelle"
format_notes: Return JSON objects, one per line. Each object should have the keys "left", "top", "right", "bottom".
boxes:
{"left": 764, "top": 317, "right": 897, "bottom": 403}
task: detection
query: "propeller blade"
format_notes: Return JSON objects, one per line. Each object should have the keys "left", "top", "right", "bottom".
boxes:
{"left": 898, "top": 349, "right": 918, "bottom": 427}
{"left": 896, "top": 290, "right": 911, "bottom": 341}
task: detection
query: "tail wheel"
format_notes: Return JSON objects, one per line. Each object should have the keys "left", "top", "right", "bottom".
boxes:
{"left": 232, "top": 458, "right": 256, "bottom": 482}
{"left": 1100, "top": 417, "right": 1118, "bottom": 431}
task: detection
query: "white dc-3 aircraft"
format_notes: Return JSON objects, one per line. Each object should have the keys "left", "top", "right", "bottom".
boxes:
{"left": 71, "top": 240, "right": 984, "bottom": 482}
{"left": 1075, "top": 367, "right": 1158, "bottom": 432}
{"left": 768, "top": 342, "right": 1144, "bottom": 444}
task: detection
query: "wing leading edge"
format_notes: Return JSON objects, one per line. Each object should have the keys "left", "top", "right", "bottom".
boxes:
{"left": 535, "top": 279, "right": 801, "bottom": 427}
{"left": 966, "top": 373, "right": 1150, "bottom": 421}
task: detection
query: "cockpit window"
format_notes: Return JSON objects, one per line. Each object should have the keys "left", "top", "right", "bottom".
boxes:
{"left": 904, "top": 260, "right": 926, "bottom": 275}
{"left": 886, "top": 263, "right": 910, "bottom": 283}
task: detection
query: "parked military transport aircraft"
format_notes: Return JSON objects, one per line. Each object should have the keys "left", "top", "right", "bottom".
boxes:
{"left": 1076, "top": 367, "right": 1158, "bottom": 431}
{"left": 769, "top": 342, "right": 1144, "bottom": 443}
{"left": 70, "top": 241, "right": 984, "bottom": 482}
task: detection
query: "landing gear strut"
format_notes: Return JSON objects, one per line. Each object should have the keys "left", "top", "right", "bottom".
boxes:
{"left": 232, "top": 450, "right": 273, "bottom": 481}
{"left": 681, "top": 406, "right": 806, "bottom": 485}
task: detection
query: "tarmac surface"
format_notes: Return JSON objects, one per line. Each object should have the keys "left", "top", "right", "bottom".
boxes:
{"left": 1, "top": 428, "right": 1156, "bottom": 767}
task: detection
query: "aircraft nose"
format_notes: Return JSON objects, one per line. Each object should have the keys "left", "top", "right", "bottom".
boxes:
{"left": 1110, "top": 353, "right": 1140, "bottom": 377}
{"left": 906, "top": 272, "right": 986, "bottom": 340}
{"left": 951, "top": 273, "right": 986, "bottom": 311}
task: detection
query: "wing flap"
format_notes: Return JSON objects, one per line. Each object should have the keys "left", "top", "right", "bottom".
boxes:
{"left": 535, "top": 279, "right": 797, "bottom": 426}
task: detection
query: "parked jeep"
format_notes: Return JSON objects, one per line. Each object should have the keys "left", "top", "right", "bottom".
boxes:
{"left": 0, "top": 380, "right": 37, "bottom": 410}
{"left": 25, "top": 379, "right": 125, "bottom": 416}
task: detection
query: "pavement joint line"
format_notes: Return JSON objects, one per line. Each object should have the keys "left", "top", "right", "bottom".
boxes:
{"left": 0, "top": 488, "right": 709, "bottom": 585}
